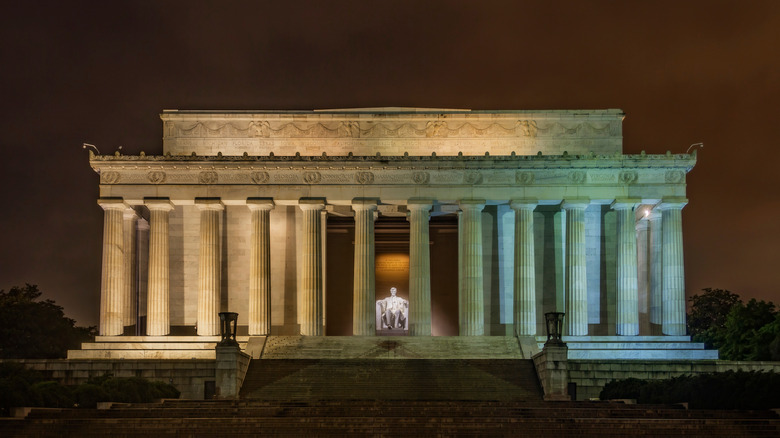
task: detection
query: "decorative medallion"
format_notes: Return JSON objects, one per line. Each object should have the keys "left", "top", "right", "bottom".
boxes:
{"left": 355, "top": 171, "right": 374, "bottom": 184}
{"left": 199, "top": 171, "right": 218, "bottom": 184}
{"left": 100, "top": 171, "right": 120, "bottom": 184}
{"left": 412, "top": 171, "right": 430, "bottom": 184}
{"left": 618, "top": 170, "right": 638, "bottom": 184}
{"left": 147, "top": 171, "right": 166, "bottom": 184}
{"left": 425, "top": 121, "right": 448, "bottom": 138}
{"left": 568, "top": 171, "right": 586, "bottom": 184}
{"left": 464, "top": 171, "right": 483, "bottom": 185}
{"left": 515, "top": 171, "right": 535, "bottom": 185}
{"left": 303, "top": 171, "right": 321, "bottom": 184}
{"left": 665, "top": 170, "right": 685, "bottom": 183}
{"left": 248, "top": 121, "right": 270, "bottom": 138}
{"left": 250, "top": 171, "right": 270, "bottom": 184}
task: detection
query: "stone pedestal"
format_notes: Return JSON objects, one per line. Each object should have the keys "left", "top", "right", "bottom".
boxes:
{"left": 299, "top": 199, "right": 325, "bottom": 336}
{"left": 98, "top": 198, "right": 127, "bottom": 336}
{"left": 247, "top": 198, "right": 274, "bottom": 336}
{"left": 613, "top": 199, "right": 639, "bottom": 336}
{"left": 563, "top": 199, "right": 589, "bottom": 336}
{"left": 352, "top": 199, "right": 377, "bottom": 336}
{"left": 459, "top": 199, "right": 485, "bottom": 336}
{"left": 659, "top": 198, "right": 688, "bottom": 336}
{"left": 533, "top": 344, "right": 571, "bottom": 401}
{"left": 145, "top": 198, "right": 174, "bottom": 336}
{"left": 196, "top": 199, "right": 224, "bottom": 336}
{"left": 511, "top": 199, "right": 537, "bottom": 336}
{"left": 408, "top": 200, "right": 432, "bottom": 336}
{"left": 214, "top": 344, "right": 250, "bottom": 399}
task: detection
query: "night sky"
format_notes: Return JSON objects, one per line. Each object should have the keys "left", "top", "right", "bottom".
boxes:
{"left": 1, "top": 1, "right": 778, "bottom": 326}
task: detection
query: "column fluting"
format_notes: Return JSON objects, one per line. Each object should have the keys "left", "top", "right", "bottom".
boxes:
{"left": 352, "top": 199, "right": 378, "bottom": 336}
{"left": 122, "top": 208, "right": 138, "bottom": 329}
{"left": 458, "top": 199, "right": 485, "bottom": 336}
{"left": 648, "top": 210, "right": 663, "bottom": 330}
{"left": 247, "top": 198, "right": 274, "bottom": 336}
{"left": 299, "top": 199, "right": 326, "bottom": 336}
{"left": 408, "top": 200, "right": 433, "bottom": 336}
{"left": 145, "top": 198, "right": 174, "bottom": 336}
{"left": 613, "top": 199, "right": 639, "bottom": 336}
{"left": 510, "top": 199, "right": 537, "bottom": 336}
{"left": 563, "top": 199, "right": 589, "bottom": 336}
{"left": 196, "top": 198, "right": 224, "bottom": 336}
{"left": 659, "top": 198, "right": 688, "bottom": 335}
{"left": 98, "top": 198, "right": 127, "bottom": 336}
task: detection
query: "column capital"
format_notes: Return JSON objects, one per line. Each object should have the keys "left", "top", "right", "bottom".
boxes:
{"left": 458, "top": 198, "right": 485, "bottom": 210}
{"left": 351, "top": 198, "right": 379, "bottom": 211}
{"left": 657, "top": 197, "right": 688, "bottom": 210}
{"left": 98, "top": 197, "right": 128, "bottom": 211}
{"left": 561, "top": 198, "right": 590, "bottom": 210}
{"left": 611, "top": 198, "right": 639, "bottom": 210}
{"left": 144, "top": 197, "right": 174, "bottom": 212}
{"left": 510, "top": 198, "right": 538, "bottom": 211}
{"left": 195, "top": 197, "right": 225, "bottom": 211}
{"left": 298, "top": 198, "right": 326, "bottom": 211}
{"left": 247, "top": 197, "right": 275, "bottom": 211}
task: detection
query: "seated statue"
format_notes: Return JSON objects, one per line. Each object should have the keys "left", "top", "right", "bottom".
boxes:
{"left": 376, "top": 287, "right": 409, "bottom": 330}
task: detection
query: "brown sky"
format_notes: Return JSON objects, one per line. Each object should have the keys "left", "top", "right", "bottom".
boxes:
{"left": 1, "top": 1, "right": 778, "bottom": 326}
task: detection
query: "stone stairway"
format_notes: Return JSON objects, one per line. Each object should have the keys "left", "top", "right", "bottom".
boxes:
{"left": 3, "top": 399, "right": 779, "bottom": 437}
{"left": 240, "top": 358, "right": 543, "bottom": 401}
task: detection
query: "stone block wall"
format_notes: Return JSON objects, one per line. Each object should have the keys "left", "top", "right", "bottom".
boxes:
{"left": 569, "top": 360, "right": 780, "bottom": 401}
{"left": 6, "top": 359, "right": 216, "bottom": 400}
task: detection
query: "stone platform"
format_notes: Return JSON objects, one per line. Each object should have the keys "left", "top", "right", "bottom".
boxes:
{"left": 534, "top": 335, "right": 719, "bottom": 360}
{"left": 67, "top": 336, "right": 251, "bottom": 360}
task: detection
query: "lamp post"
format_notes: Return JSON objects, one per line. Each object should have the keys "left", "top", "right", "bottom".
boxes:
{"left": 544, "top": 312, "right": 565, "bottom": 346}
{"left": 218, "top": 312, "right": 239, "bottom": 346}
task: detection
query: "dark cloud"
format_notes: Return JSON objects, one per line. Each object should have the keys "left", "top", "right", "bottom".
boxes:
{"left": 1, "top": 1, "right": 778, "bottom": 325}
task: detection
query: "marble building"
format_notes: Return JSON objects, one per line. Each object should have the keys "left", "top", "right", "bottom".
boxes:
{"left": 83, "top": 108, "right": 711, "bottom": 360}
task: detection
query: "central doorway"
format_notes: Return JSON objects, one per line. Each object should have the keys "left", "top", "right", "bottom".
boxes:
{"left": 325, "top": 214, "right": 458, "bottom": 335}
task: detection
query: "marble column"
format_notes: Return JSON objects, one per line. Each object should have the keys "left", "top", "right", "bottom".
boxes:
{"left": 122, "top": 208, "right": 138, "bottom": 329}
{"left": 511, "top": 199, "right": 537, "bottom": 336}
{"left": 458, "top": 199, "right": 485, "bottom": 336}
{"left": 648, "top": 210, "right": 663, "bottom": 331}
{"left": 408, "top": 199, "right": 433, "bottom": 336}
{"left": 247, "top": 198, "right": 274, "bottom": 336}
{"left": 658, "top": 198, "right": 688, "bottom": 336}
{"left": 563, "top": 199, "right": 589, "bottom": 336}
{"left": 299, "top": 199, "right": 326, "bottom": 336}
{"left": 352, "top": 199, "right": 377, "bottom": 336}
{"left": 196, "top": 198, "right": 224, "bottom": 336}
{"left": 613, "top": 199, "right": 639, "bottom": 336}
{"left": 145, "top": 198, "right": 174, "bottom": 336}
{"left": 98, "top": 198, "right": 127, "bottom": 336}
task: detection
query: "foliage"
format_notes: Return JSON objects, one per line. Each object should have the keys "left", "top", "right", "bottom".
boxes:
{"left": 600, "top": 370, "right": 780, "bottom": 410}
{"left": 0, "top": 284, "right": 96, "bottom": 359}
{"left": 687, "top": 288, "right": 780, "bottom": 360}
{"left": 687, "top": 288, "right": 741, "bottom": 349}
{"left": 0, "top": 363, "right": 180, "bottom": 415}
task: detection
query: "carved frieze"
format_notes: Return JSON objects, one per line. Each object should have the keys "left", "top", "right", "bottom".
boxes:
{"left": 412, "top": 171, "right": 430, "bottom": 184}
{"left": 101, "top": 171, "right": 120, "bottom": 184}
{"left": 250, "top": 171, "right": 270, "bottom": 184}
{"left": 199, "top": 171, "right": 218, "bottom": 184}
{"left": 568, "top": 171, "right": 586, "bottom": 184}
{"left": 303, "top": 171, "right": 321, "bottom": 184}
{"left": 665, "top": 170, "right": 685, "bottom": 183}
{"left": 355, "top": 171, "right": 374, "bottom": 184}
{"left": 147, "top": 171, "right": 166, "bottom": 184}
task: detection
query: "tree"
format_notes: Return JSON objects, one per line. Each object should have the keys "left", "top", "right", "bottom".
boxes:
{"left": 0, "top": 284, "right": 95, "bottom": 359}
{"left": 719, "top": 299, "right": 778, "bottom": 361}
{"left": 687, "top": 288, "right": 741, "bottom": 349}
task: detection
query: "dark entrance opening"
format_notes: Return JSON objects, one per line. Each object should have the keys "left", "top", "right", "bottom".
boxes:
{"left": 325, "top": 214, "right": 458, "bottom": 335}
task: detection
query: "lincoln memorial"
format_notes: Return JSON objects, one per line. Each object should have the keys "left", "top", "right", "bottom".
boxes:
{"left": 78, "top": 108, "right": 714, "bottom": 362}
